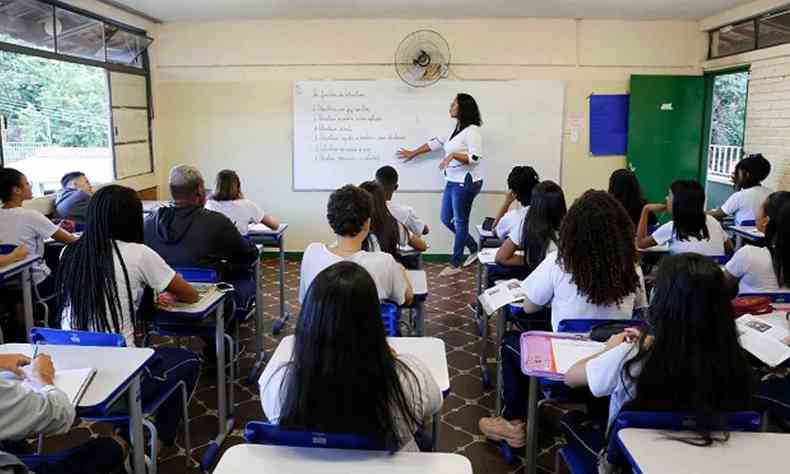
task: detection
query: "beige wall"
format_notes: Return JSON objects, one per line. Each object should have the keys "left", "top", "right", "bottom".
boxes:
{"left": 152, "top": 18, "right": 705, "bottom": 253}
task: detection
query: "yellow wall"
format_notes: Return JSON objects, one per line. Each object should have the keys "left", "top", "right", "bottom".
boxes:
{"left": 151, "top": 18, "right": 706, "bottom": 252}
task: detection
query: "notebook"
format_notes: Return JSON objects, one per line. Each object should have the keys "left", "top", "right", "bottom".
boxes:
{"left": 736, "top": 312, "right": 790, "bottom": 367}
{"left": 7, "top": 366, "right": 97, "bottom": 407}
{"left": 248, "top": 223, "right": 287, "bottom": 235}
{"left": 551, "top": 339, "right": 605, "bottom": 374}
{"left": 478, "top": 279, "right": 525, "bottom": 315}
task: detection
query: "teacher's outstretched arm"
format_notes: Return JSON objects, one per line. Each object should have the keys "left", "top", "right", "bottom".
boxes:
{"left": 397, "top": 144, "right": 431, "bottom": 162}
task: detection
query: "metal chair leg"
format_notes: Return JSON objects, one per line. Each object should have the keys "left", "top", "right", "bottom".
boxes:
{"left": 180, "top": 382, "right": 192, "bottom": 467}
{"left": 143, "top": 419, "right": 158, "bottom": 474}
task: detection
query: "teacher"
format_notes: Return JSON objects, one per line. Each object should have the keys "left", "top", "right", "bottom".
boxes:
{"left": 397, "top": 93, "right": 483, "bottom": 277}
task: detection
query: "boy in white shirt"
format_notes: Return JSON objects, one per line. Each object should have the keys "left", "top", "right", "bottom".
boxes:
{"left": 299, "top": 184, "right": 413, "bottom": 306}
{"left": 710, "top": 153, "right": 772, "bottom": 225}
{"left": 375, "top": 166, "right": 428, "bottom": 237}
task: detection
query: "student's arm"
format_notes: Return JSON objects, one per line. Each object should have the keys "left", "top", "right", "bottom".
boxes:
{"left": 724, "top": 238, "right": 735, "bottom": 254}
{"left": 397, "top": 143, "right": 432, "bottom": 162}
{"left": 400, "top": 264, "right": 415, "bottom": 306}
{"left": 565, "top": 331, "right": 638, "bottom": 389}
{"left": 165, "top": 273, "right": 200, "bottom": 304}
{"left": 708, "top": 208, "right": 728, "bottom": 220}
{"left": 495, "top": 238, "right": 523, "bottom": 267}
{"left": 407, "top": 232, "right": 428, "bottom": 252}
{"left": 492, "top": 192, "right": 516, "bottom": 233}
{"left": 636, "top": 204, "right": 665, "bottom": 249}
{"left": 0, "top": 246, "right": 28, "bottom": 267}
{"left": 520, "top": 255, "right": 555, "bottom": 314}
{"left": 51, "top": 228, "right": 77, "bottom": 244}
{"left": 261, "top": 214, "right": 280, "bottom": 231}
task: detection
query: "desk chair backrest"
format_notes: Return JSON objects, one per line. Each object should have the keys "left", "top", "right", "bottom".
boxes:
{"left": 557, "top": 319, "right": 643, "bottom": 335}
{"left": 380, "top": 303, "right": 399, "bottom": 337}
{"left": 738, "top": 292, "right": 790, "bottom": 303}
{"left": 607, "top": 411, "right": 761, "bottom": 466}
{"left": 739, "top": 220, "right": 757, "bottom": 227}
{"left": 0, "top": 244, "right": 16, "bottom": 255}
{"left": 710, "top": 255, "right": 731, "bottom": 265}
{"left": 244, "top": 421, "right": 387, "bottom": 451}
{"left": 30, "top": 327, "right": 126, "bottom": 347}
{"left": 174, "top": 267, "right": 219, "bottom": 283}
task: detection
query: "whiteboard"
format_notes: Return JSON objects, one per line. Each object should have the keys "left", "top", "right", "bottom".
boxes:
{"left": 293, "top": 80, "right": 565, "bottom": 192}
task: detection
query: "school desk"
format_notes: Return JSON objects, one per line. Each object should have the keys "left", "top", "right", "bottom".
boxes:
{"left": 730, "top": 225, "right": 765, "bottom": 248}
{"left": 406, "top": 269, "right": 428, "bottom": 336}
{"left": 0, "top": 343, "right": 154, "bottom": 474}
{"left": 248, "top": 224, "right": 290, "bottom": 335}
{"left": 0, "top": 255, "right": 41, "bottom": 342}
{"left": 213, "top": 444, "right": 473, "bottom": 474}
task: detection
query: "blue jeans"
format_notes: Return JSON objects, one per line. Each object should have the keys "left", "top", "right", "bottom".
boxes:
{"left": 441, "top": 174, "right": 482, "bottom": 267}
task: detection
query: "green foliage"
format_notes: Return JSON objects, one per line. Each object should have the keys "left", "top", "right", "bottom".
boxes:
{"left": 0, "top": 49, "right": 110, "bottom": 147}
{"left": 710, "top": 72, "right": 748, "bottom": 147}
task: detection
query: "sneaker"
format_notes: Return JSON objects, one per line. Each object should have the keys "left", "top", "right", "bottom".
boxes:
{"left": 438, "top": 265, "right": 463, "bottom": 277}
{"left": 462, "top": 252, "right": 479, "bottom": 267}
{"left": 479, "top": 416, "right": 526, "bottom": 448}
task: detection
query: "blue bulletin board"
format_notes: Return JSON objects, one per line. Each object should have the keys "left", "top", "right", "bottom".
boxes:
{"left": 589, "top": 94, "right": 629, "bottom": 156}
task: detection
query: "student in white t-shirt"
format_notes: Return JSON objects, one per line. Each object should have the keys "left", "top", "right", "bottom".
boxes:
{"left": 726, "top": 191, "right": 790, "bottom": 294}
{"left": 492, "top": 166, "right": 540, "bottom": 240}
{"left": 299, "top": 184, "right": 413, "bottom": 305}
{"left": 637, "top": 180, "right": 733, "bottom": 256}
{"left": 360, "top": 180, "right": 427, "bottom": 259}
{"left": 562, "top": 254, "right": 753, "bottom": 472}
{"left": 478, "top": 191, "right": 647, "bottom": 447}
{"left": 57, "top": 185, "right": 201, "bottom": 454}
{"left": 261, "top": 261, "right": 441, "bottom": 451}
{"left": 376, "top": 165, "right": 429, "bottom": 237}
{"left": 710, "top": 153, "right": 772, "bottom": 225}
{"left": 205, "top": 169, "right": 279, "bottom": 235}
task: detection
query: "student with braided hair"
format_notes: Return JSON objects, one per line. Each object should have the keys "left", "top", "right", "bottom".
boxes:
{"left": 58, "top": 185, "right": 201, "bottom": 457}
{"left": 478, "top": 190, "right": 647, "bottom": 447}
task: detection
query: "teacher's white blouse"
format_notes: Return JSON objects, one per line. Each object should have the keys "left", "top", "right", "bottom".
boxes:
{"left": 428, "top": 124, "right": 483, "bottom": 184}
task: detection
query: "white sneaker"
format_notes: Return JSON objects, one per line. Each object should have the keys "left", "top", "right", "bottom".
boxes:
{"left": 439, "top": 265, "right": 463, "bottom": 277}
{"left": 463, "top": 252, "right": 479, "bottom": 267}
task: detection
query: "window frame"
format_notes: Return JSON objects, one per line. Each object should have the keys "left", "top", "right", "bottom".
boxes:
{"left": 709, "top": 7, "right": 790, "bottom": 60}
{"left": 0, "top": 0, "right": 154, "bottom": 181}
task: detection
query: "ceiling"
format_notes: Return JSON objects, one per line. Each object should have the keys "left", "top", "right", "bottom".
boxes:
{"left": 99, "top": 0, "right": 755, "bottom": 23}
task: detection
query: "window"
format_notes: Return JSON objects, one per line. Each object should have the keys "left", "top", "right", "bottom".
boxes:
{"left": 710, "top": 8, "right": 790, "bottom": 59}
{"left": 711, "top": 20, "right": 756, "bottom": 58}
{"left": 0, "top": 0, "right": 55, "bottom": 52}
{"left": 759, "top": 10, "right": 790, "bottom": 49}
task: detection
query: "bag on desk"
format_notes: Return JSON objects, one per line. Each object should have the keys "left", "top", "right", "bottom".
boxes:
{"left": 731, "top": 296, "right": 773, "bottom": 317}
{"left": 590, "top": 321, "right": 642, "bottom": 342}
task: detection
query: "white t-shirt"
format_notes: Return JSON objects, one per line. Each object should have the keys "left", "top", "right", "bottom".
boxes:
{"left": 721, "top": 186, "right": 772, "bottom": 225}
{"left": 521, "top": 251, "right": 647, "bottom": 331}
{"left": 651, "top": 215, "right": 728, "bottom": 256}
{"left": 725, "top": 245, "right": 786, "bottom": 294}
{"left": 298, "top": 243, "right": 409, "bottom": 305}
{"left": 259, "top": 352, "right": 442, "bottom": 452}
{"left": 0, "top": 207, "right": 58, "bottom": 284}
{"left": 496, "top": 206, "right": 528, "bottom": 241}
{"left": 205, "top": 198, "right": 265, "bottom": 235}
{"left": 387, "top": 201, "right": 426, "bottom": 237}
{"left": 586, "top": 342, "right": 640, "bottom": 428}
{"left": 427, "top": 124, "right": 483, "bottom": 183}
{"left": 61, "top": 241, "right": 175, "bottom": 347}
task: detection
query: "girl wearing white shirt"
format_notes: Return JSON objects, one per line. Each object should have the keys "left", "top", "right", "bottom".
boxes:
{"left": 710, "top": 153, "right": 772, "bottom": 225}
{"left": 478, "top": 191, "right": 646, "bottom": 447}
{"left": 726, "top": 191, "right": 790, "bottom": 294}
{"left": 562, "top": 254, "right": 753, "bottom": 472}
{"left": 57, "top": 185, "right": 201, "bottom": 454}
{"left": 260, "top": 261, "right": 442, "bottom": 452}
{"left": 638, "top": 180, "right": 733, "bottom": 256}
{"left": 397, "top": 93, "right": 484, "bottom": 276}
{"left": 205, "top": 169, "right": 279, "bottom": 235}
{"left": 492, "top": 166, "right": 540, "bottom": 240}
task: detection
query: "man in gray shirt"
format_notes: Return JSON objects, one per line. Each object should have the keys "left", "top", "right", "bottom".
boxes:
{"left": 0, "top": 353, "right": 126, "bottom": 474}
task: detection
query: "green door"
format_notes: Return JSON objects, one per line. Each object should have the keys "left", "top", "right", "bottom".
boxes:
{"left": 627, "top": 75, "right": 706, "bottom": 204}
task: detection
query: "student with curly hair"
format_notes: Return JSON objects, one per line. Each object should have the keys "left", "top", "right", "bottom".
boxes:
{"left": 478, "top": 190, "right": 647, "bottom": 446}
{"left": 492, "top": 166, "right": 540, "bottom": 240}
{"left": 710, "top": 153, "right": 772, "bottom": 225}
{"left": 298, "top": 185, "right": 413, "bottom": 305}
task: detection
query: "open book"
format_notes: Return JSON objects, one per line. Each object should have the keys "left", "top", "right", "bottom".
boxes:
{"left": 478, "top": 279, "right": 525, "bottom": 315}
{"left": 167, "top": 283, "right": 218, "bottom": 309}
{"left": 4, "top": 367, "right": 97, "bottom": 407}
{"left": 551, "top": 339, "right": 605, "bottom": 374}
{"left": 248, "top": 223, "right": 287, "bottom": 235}
{"left": 736, "top": 312, "right": 790, "bottom": 367}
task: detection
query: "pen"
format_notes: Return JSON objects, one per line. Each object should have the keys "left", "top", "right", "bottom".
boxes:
{"left": 32, "top": 341, "right": 39, "bottom": 360}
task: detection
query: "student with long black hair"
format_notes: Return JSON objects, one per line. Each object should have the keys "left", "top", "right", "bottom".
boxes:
{"left": 359, "top": 181, "right": 427, "bottom": 257}
{"left": 492, "top": 166, "right": 540, "bottom": 240}
{"left": 638, "top": 180, "right": 733, "bottom": 256}
{"left": 608, "top": 168, "right": 655, "bottom": 230}
{"left": 259, "top": 261, "right": 442, "bottom": 451}
{"left": 563, "top": 253, "right": 754, "bottom": 471}
{"left": 478, "top": 191, "right": 646, "bottom": 446}
{"left": 57, "top": 185, "right": 201, "bottom": 456}
{"left": 495, "top": 180, "right": 566, "bottom": 272}
{"left": 726, "top": 191, "right": 790, "bottom": 294}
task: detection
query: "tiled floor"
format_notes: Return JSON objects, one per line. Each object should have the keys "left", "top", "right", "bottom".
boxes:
{"left": 39, "top": 259, "right": 565, "bottom": 473}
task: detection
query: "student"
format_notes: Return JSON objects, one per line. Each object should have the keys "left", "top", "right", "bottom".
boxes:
{"left": 492, "top": 166, "right": 540, "bottom": 240}
{"left": 58, "top": 185, "right": 201, "bottom": 455}
{"left": 608, "top": 168, "right": 655, "bottom": 230}
{"left": 495, "top": 180, "right": 565, "bottom": 272}
{"left": 710, "top": 153, "right": 772, "bottom": 225}
{"left": 0, "top": 168, "right": 76, "bottom": 295}
{"left": 204, "top": 169, "right": 279, "bottom": 236}
{"left": 144, "top": 165, "right": 258, "bottom": 280}
{"left": 637, "top": 180, "right": 733, "bottom": 256}
{"left": 298, "top": 185, "right": 413, "bottom": 305}
{"left": 359, "top": 181, "right": 427, "bottom": 256}
{"left": 562, "top": 254, "right": 753, "bottom": 470}
{"left": 725, "top": 191, "right": 790, "bottom": 294}
{"left": 260, "top": 261, "right": 442, "bottom": 451}
{"left": 54, "top": 171, "right": 93, "bottom": 224}
{"left": 0, "top": 246, "right": 28, "bottom": 267}
{"left": 0, "top": 352, "right": 127, "bottom": 474}
{"left": 375, "top": 165, "right": 429, "bottom": 236}
{"left": 478, "top": 191, "right": 647, "bottom": 446}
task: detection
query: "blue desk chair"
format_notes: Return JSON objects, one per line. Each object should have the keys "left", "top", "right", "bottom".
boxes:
{"left": 380, "top": 302, "right": 400, "bottom": 337}
{"left": 710, "top": 255, "right": 731, "bottom": 265}
{"left": 29, "top": 327, "right": 192, "bottom": 474}
{"left": 739, "top": 220, "right": 757, "bottom": 227}
{"left": 559, "top": 411, "right": 761, "bottom": 474}
{"left": 738, "top": 292, "right": 790, "bottom": 303}
{"left": 0, "top": 244, "right": 56, "bottom": 329}
{"left": 244, "top": 421, "right": 387, "bottom": 451}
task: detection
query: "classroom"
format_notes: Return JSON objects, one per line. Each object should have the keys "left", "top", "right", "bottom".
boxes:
{"left": 1, "top": 0, "right": 790, "bottom": 473}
